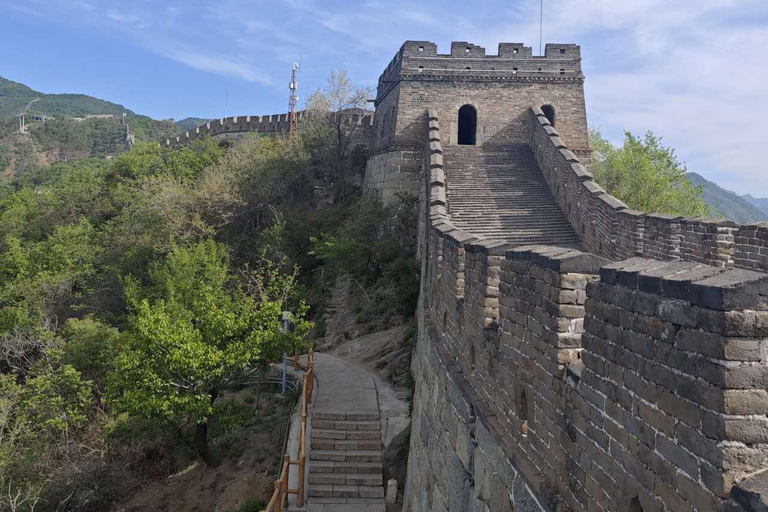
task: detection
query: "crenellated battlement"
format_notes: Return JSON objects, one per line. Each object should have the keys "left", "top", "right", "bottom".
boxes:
{"left": 163, "top": 110, "right": 375, "bottom": 148}
{"left": 376, "top": 41, "right": 582, "bottom": 104}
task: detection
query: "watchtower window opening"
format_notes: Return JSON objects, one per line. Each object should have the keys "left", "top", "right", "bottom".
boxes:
{"left": 465, "top": 47, "right": 470, "bottom": 53}
{"left": 418, "top": 45, "right": 424, "bottom": 52}
{"left": 513, "top": 48, "right": 519, "bottom": 54}
{"left": 560, "top": 48, "right": 566, "bottom": 54}
{"left": 629, "top": 497, "right": 643, "bottom": 512}
{"left": 541, "top": 105, "right": 556, "bottom": 127}
{"left": 458, "top": 105, "right": 477, "bottom": 145}
{"left": 418, "top": 66, "right": 424, "bottom": 72}
{"left": 465, "top": 67, "right": 471, "bottom": 70}
{"left": 513, "top": 67, "right": 518, "bottom": 74}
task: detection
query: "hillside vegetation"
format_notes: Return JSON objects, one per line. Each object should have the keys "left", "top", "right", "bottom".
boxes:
{"left": 176, "top": 117, "right": 212, "bottom": 132}
{"left": 590, "top": 129, "right": 709, "bottom": 217}
{"left": 0, "top": 76, "right": 131, "bottom": 118}
{"left": 0, "top": 76, "right": 186, "bottom": 177}
{"left": 686, "top": 172, "right": 768, "bottom": 223}
{"left": 0, "top": 70, "right": 414, "bottom": 512}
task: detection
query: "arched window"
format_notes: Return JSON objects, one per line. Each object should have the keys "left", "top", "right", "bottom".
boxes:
{"left": 458, "top": 105, "right": 477, "bottom": 145}
{"left": 542, "top": 104, "right": 556, "bottom": 127}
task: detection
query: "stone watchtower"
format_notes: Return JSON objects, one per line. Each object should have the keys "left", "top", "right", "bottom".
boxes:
{"left": 363, "top": 40, "right": 590, "bottom": 201}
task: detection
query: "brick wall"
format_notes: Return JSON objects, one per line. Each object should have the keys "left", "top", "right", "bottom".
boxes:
{"left": 406, "top": 109, "right": 768, "bottom": 512}
{"left": 578, "top": 259, "right": 768, "bottom": 512}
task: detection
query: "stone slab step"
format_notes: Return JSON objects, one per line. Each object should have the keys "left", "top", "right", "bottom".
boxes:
{"left": 311, "top": 438, "right": 382, "bottom": 450}
{"left": 312, "top": 450, "right": 382, "bottom": 462}
{"left": 313, "top": 409, "right": 379, "bottom": 421}
{"left": 311, "top": 429, "right": 381, "bottom": 440}
{"left": 312, "top": 419, "right": 381, "bottom": 430}
{"left": 309, "top": 473, "right": 383, "bottom": 486}
{"left": 308, "top": 484, "right": 385, "bottom": 499}
{"left": 309, "top": 461, "right": 383, "bottom": 474}
{"left": 307, "top": 498, "right": 386, "bottom": 511}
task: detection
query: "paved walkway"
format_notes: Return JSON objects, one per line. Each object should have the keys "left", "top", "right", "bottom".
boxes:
{"left": 305, "top": 353, "right": 387, "bottom": 512}
{"left": 312, "top": 353, "right": 379, "bottom": 416}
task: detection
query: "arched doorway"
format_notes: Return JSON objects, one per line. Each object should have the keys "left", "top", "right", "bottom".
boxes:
{"left": 458, "top": 105, "right": 477, "bottom": 145}
{"left": 541, "top": 104, "right": 556, "bottom": 127}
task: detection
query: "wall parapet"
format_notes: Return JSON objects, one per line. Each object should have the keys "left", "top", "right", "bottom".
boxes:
{"left": 527, "top": 106, "right": 768, "bottom": 273}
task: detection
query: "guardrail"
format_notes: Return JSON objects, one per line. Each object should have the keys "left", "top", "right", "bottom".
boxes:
{"left": 262, "top": 345, "right": 315, "bottom": 511}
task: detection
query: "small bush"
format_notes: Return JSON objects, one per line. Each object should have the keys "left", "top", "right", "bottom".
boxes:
{"left": 236, "top": 497, "right": 266, "bottom": 512}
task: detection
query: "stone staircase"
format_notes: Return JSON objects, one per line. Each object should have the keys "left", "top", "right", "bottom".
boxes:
{"left": 307, "top": 410, "right": 386, "bottom": 510}
{"left": 443, "top": 145, "right": 582, "bottom": 246}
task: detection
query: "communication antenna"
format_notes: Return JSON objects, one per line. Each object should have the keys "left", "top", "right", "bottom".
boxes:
{"left": 289, "top": 61, "right": 300, "bottom": 141}
{"left": 539, "top": 0, "right": 544, "bottom": 56}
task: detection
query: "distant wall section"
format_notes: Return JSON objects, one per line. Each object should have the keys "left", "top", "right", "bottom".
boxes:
{"left": 163, "top": 111, "right": 374, "bottom": 148}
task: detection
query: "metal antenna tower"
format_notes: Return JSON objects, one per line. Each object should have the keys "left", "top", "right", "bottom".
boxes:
{"left": 289, "top": 62, "right": 300, "bottom": 141}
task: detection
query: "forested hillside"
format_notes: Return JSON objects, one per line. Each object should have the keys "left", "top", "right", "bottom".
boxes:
{"left": 0, "top": 70, "right": 415, "bottom": 512}
{"left": 176, "top": 117, "right": 212, "bottom": 131}
{"left": 687, "top": 172, "right": 768, "bottom": 223}
{"left": 0, "top": 76, "right": 131, "bottom": 118}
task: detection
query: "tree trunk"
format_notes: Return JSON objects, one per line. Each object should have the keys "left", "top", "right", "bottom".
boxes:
{"left": 195, "top": 421, "right": 219, "bottom": 467}
{"left": 195, "top": 389, "right": 220, "bottom": 467}
{"left": 254, "top": 366, "right": 265, "bottom": 411}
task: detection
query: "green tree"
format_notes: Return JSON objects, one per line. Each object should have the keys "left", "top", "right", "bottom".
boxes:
{"left": 304, "top": 69, "right": 372, "bottom": 195}
{"left": 108, "top": 239, "right": 309, "bottom": 466}
{"left": 590, "top": 128, "right": 709, "bottom": 216}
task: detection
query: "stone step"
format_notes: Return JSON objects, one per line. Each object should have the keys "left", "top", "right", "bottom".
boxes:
{"left": 308, "top": 484, "right": 385, "bottom": 499}
{"left": 309, "top": 473, "right": 384, "bottom": 486}
{"left": 312, "top": 450, "right": 382, "bottom": 462}
{"left": 442, "top": 146, "right": 581, "bottom": 244}
{"left": 309, "top": 461, "right": 383, "bottom": 475}
{"left": 311, "top": 438, "right": 382, "bottom": 451}
{"left": 314, "top": 409, "right": 379, "bottom": 421}
{"left": 307, "top": 498, "right": 386, "bottom": 511}
{"left": 312, "top": 419, "right": 381, "bottom": 430}
{"left": 311, "top": 428, "right": 381, "bottom": 440}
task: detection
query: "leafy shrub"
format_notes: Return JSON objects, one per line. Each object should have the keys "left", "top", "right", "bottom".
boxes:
{"left": 236, "top": 497, "right": 266, "bottom": 512}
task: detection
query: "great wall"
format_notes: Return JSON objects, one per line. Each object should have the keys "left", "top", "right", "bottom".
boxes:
{"left": 175, "top": 41, "right": 768, "bottom": 512}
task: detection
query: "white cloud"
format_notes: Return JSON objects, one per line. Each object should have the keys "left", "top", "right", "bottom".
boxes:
{"left": 158, "top": 45, "right": 273, "bottom": 85}
{"left": 106, "top": 8, "right": 140, "bottom": 24}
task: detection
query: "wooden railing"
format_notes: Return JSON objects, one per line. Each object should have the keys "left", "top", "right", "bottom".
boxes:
{"left": 262, "top": 345, "right": 315, "bottom": 512}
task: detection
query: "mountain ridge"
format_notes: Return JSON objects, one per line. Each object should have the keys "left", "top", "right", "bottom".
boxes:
{"left": 686, "top": 172, "right": 768, "bottom": 224}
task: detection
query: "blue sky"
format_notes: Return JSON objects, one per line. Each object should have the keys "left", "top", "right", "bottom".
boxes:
{"left": 1, "top": 0, "right": 767, "bottom": 195}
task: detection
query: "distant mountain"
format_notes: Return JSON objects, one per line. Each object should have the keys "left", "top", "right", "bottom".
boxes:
{"left": 176, "top": 117, "right": 211, "bottom": 132}
{"left": 687, "top": 172, "right": 768, "bottom": 223}
{"left": 0, "top": 76, "right": 132, "bottom": 118}
{"left": 743, "top": 195, "right": 768, "bottom": 218}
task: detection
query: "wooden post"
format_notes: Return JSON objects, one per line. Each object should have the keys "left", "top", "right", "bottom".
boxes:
{"left": 293, "top": 350, "right": 300, "bottom": 371}
{"left": 298, "top": 417, "right": 306, "bottom": 507}
{"left": 281, "top": 456, "right": 290, "bottom": 509}
{"left": 273, "top": 479, "right": 282, "bottom": 512}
